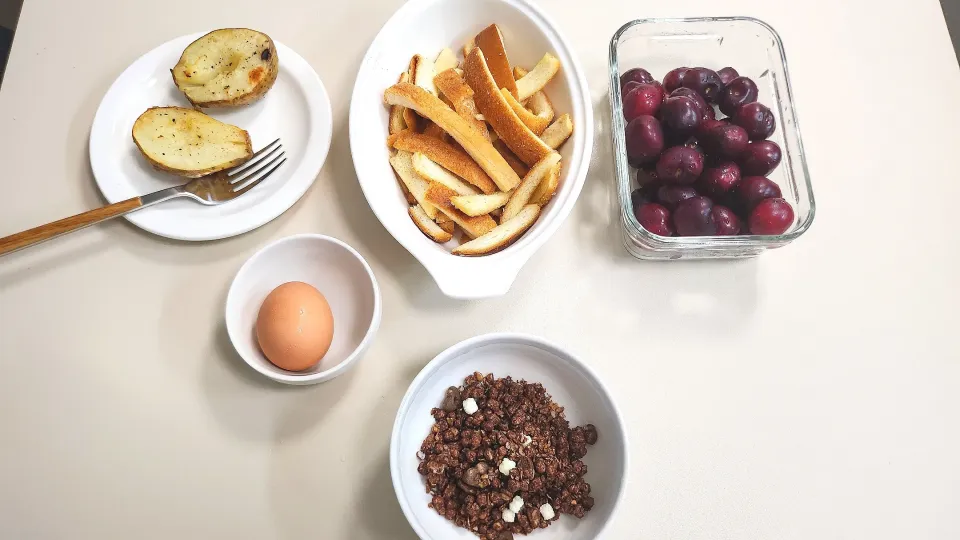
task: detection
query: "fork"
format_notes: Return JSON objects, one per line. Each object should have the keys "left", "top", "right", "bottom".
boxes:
{"left": 0, "top": 139, "right": 286, "bottom": 256}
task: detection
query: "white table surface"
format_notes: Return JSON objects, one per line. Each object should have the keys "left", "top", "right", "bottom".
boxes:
{"left": 1, "top": 0, "right": 959, "bottom": 538}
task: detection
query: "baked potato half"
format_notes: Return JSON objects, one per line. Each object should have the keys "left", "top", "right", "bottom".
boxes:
{"left": 172, "top": 28, "right": 278, "bottom": 108}
{"left": 132, "top": 107, "right": 253, "bottom": 177}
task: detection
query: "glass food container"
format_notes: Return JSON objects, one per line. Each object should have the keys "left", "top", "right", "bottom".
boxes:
{"left": 609, "top": 17, "right": 816, "bottom": 260}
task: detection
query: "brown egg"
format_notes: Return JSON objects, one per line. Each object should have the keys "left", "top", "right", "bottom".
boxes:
{"left": 256, "top": 281, "right": 334, "bottom": 371}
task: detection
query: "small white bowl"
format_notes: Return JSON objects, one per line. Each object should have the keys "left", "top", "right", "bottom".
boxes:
{"left": 225, "top": 234, "right": 381, "bottom": 385}
{"left": 390, "top": 333, "right": 628, "bottom": 539}
{"left": 350, "top": 0, "right": 595, "bottom": 299}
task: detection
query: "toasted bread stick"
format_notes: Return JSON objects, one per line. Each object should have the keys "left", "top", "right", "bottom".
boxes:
{"left": 540, "top": 113, "right": 573, "bottom": 149}
{"left": 390, "top": 72, "right": 411, "bottom": 135}
{"left": 493, "top": 139, "right": 529, "bottom": 177}
{"left": 452, "top": 204, "right": 540, "bottom": 256}
{"left": 411, "top": 152, "right": 479, "bottom": 196}
{"left": 412, "top": 54, "right": 438, "bottom": 96}
{"left": 513, "top": 65, "right": 556, "bottom": 125}
{"left": 438, "top": 220, "right": 456, "bottom": 235}
{"left": 384, "top": 83, "right": 521, "bottom": 191}
{"left": 422, "top": 121, "right": 446, "bottom": 139}
{"left": 463, "top": 48, "right": 553, "bottom": 166}
{"left": 474, "top": 24, "right": 518, "bottom": 99}
{"left": 502, "top": 152, "right": 560, "bottom": 221}
{"left": 434, "top": 48, "right": 458, "bottom": 73}
{"left": 409, "top": 205, "right": 453, "bottom": 243}
{"left": 390, "top": 131, "right": 498, "bottom": 194}
{"left": 394, "top": 170, "right": 417, "bottom": 205}
{"left": 501, "top": 89, "right": 550, "bottom": 135}
{"left": 451, "top": 191, "right": 511, "bottom": 217}
{"left": 515, "top": 53, "right": 561, "bottom": 101}
{"left": 425, "top": 183, "right": 498, "bottom": 238}
{"left": 530, "top": 161, "right": 561, "bottom": 206}
{"left": 404, "top": 56, "right": 421, "bottom": 130}
{"left": 403, "top": 107, "right": 419, "bottom": 132}
{"left": 434, "top": 68, "right": 488, "bottom": 140}
{"left": 526, "top": 91, "right": 555, "bottom": 124}
{"left": 390, "top": 151, "right": 438, "bottom": 219}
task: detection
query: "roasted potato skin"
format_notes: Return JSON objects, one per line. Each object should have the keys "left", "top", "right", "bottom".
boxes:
{"left": 132, "top": 106, "right": 253, "bottom": 178}
{"left": 172, "top": 29, "right": 279, "bottom": 108}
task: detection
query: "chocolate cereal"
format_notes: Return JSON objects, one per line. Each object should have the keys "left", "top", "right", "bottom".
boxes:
{"left": 416, "top": 372, "right": 598, "bottom": 539}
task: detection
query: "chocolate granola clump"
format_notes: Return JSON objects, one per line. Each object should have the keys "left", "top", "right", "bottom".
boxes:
{"left": 416, "top": 372, "right": 598, "bottom": 539}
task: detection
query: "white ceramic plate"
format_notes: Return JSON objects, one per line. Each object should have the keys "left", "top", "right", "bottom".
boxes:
{"left": 391, "top": 333, "right": 627, "bottom": 539}
{"left": 89, "top": 33, "right": 332, "bottom": 241}
{"left": 225, "top": 234, "right": 382, "bottom": 385}
{"left": 350, "top": 0, "right": 594, "bottom": 299}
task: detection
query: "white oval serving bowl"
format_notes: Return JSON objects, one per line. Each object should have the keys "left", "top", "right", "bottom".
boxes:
{"left": 390, "top": 333, "right": 627, "bottom": 539}
{"left": 225, "top": 234, "right": 381, "bottom": 385}
{"left": 350, "top": 0, "right": 594, "bottom": 299}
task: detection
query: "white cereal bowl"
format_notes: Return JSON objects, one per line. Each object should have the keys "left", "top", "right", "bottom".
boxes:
{"left": 390, "top": 333, "right": 627, "bottom": 539}
{"left": 350, "top": 0, "right": 594, "bottom": 300}
{"left": 225, "top": 234, "right": 381, "bottom": 385}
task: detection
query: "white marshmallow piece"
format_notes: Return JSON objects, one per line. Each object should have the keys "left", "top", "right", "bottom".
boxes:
{"left": 539, "top": 503, "right": 556, "bottom": 521}
{"left": 509, "top": 495, "right": 524, "bottom": 513}
{"left": 502, "top": 509, "right": 516, "bottom": 523}
{"left": 499, "top": 457, "right": 517, "bottom": 476}
{"left": 522, "top": 435, "right": 532, "bottom": 447}
{"left": 462, "top": 398, "right": 478, "bottom": 415}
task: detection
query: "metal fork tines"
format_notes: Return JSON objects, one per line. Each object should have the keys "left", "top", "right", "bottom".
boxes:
{"left": 228, "top": 138, "right": 286, "bottom": 191}
{"left": 182, "top": 139, "right": 287, "bottom": 204}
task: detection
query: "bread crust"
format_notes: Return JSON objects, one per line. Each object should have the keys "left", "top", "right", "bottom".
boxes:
{"left": 388, "top": 121, "right": 500, "bottom": 195}
{"left": 463, "top": 48, "right": 552, "bottom": 167}
{"left": 474, "top": 24, "right": 518, "bottom": 99}
{"left": 452, "top": 204, "right": 540, "bottom": 256}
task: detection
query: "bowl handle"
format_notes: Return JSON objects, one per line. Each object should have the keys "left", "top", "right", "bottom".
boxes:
{"left": 428, "top": 256, "right": 528, "bottom": 299}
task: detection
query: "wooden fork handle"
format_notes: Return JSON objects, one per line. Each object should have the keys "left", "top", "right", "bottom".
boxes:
{"left": 0, "top": 197, "right": 143, "bottom": 256}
